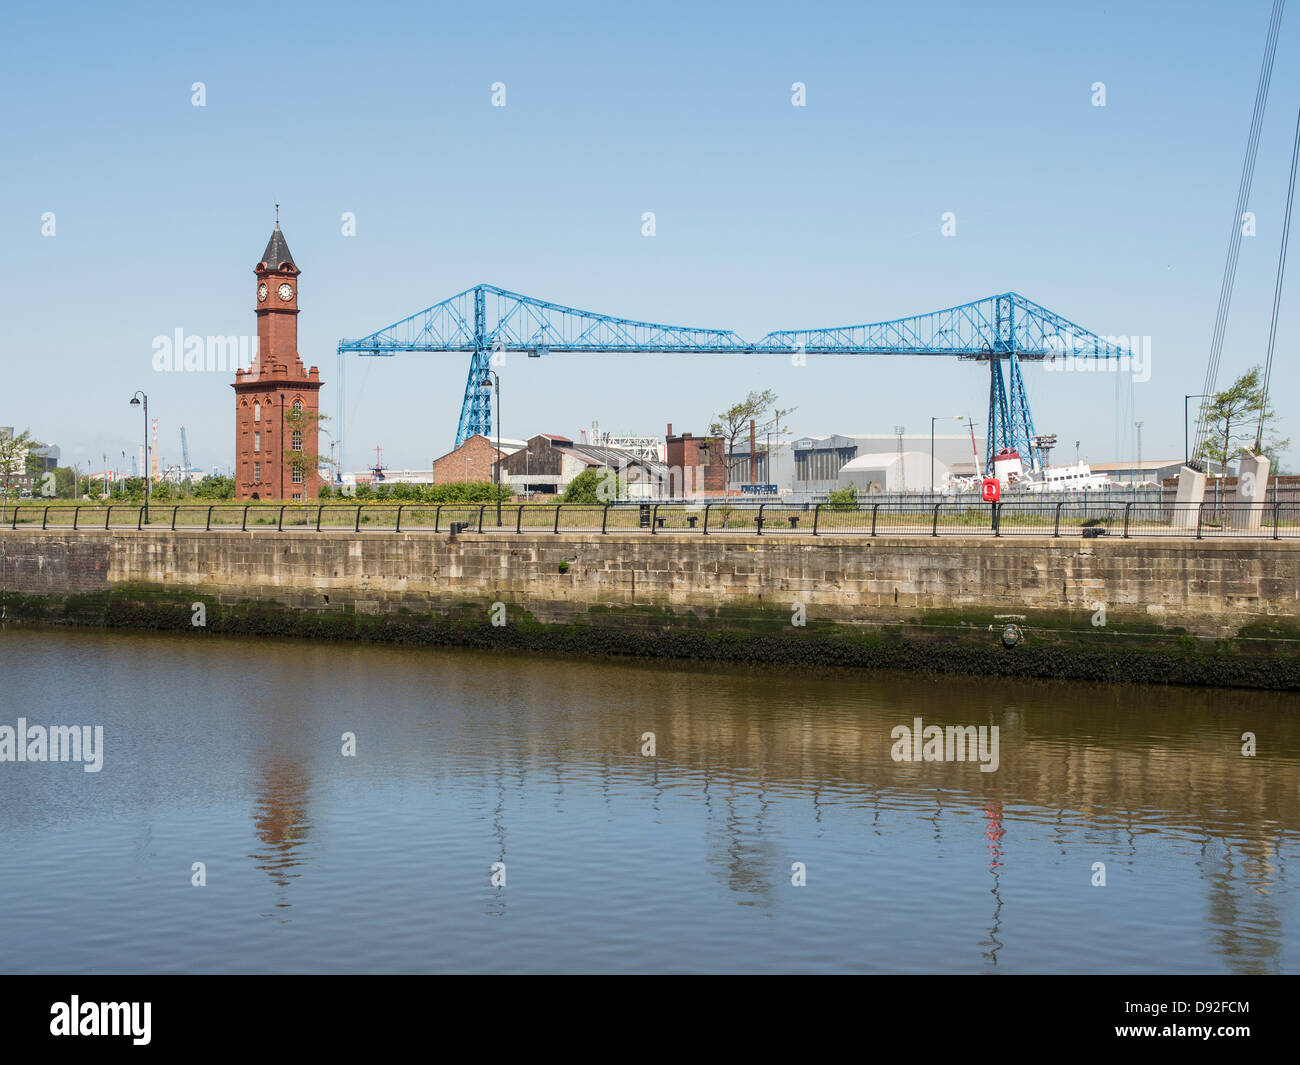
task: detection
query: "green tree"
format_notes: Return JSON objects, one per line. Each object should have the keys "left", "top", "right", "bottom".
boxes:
{"left": 1201, "top": 366, "right": 1289, "bottom": 475}
{"left": 53, "top": 466, "right": 76, "bottom": 499}
{"left": 826, "top": 484, "right": 859, "bottom": 511}
{"left": 282, "top": 406, "right": 331, "bottom": 502}
{"left": 194, "top": 474, "right": 235, "bottom": 500}
{"left": 562, "top": 467, "right": 621, "bottom": 504}
{"left": 0, "top": 429, "right": 46, "bottom": 520}
{"left": 118, "top": 477, "right": 148, "bottom": 502}
{"left": 709, "top": 390, "right": 796, "bottom": 485}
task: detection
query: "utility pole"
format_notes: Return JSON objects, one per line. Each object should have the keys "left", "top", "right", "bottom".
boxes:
{"left": 130, "top": 391, "right": 150, "bottom": 521}
{"left": 480, "top": 369, "right": 501, "bottom": 525}
{"left": 894, "top": 426, "right": 906, "bottom": 492}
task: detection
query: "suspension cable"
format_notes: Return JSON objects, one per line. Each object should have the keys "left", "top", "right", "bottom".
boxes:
{"left": 1190, "top": 0, "right": 1286, "bottom": 467}
{"left": 1256, "top": 103, "right": 1300, "bottom": 452}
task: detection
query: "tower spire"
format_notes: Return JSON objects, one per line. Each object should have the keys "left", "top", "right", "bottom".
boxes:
{"left": 236, "top": 219, "right": 323, "bottom": 502}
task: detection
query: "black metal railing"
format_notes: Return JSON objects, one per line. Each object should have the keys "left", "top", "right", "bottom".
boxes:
{"left": 6, "top": 501, "right": 1298, "bottom": 539}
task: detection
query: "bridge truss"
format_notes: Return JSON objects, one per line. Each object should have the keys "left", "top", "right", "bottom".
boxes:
{"left": 337, "top": 286, "right": 1134, "bottom": 474}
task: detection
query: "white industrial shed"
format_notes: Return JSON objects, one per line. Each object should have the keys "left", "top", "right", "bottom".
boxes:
{"left": 836, "top": 451, "right": 948, "bottom": 493}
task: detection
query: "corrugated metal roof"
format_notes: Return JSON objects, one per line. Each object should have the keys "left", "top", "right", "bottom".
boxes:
{"left": 555, "top": 443, "right": 668, "bottom": 478}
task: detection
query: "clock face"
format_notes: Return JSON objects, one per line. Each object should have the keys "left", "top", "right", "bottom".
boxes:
{"left": 278, "top": 283, "right": 294, "bottom": 302}
{"left": 257, "top": 283, "right": 267, "bottom": 302}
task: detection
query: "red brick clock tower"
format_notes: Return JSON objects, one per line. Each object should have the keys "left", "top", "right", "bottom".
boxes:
{"left": 232, "top": 215, "right": 324, "bottom": 501}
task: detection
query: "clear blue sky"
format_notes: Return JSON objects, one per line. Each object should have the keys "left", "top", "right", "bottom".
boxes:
{"left": 4, "top": 0, "right": 1298, "bottom": 475}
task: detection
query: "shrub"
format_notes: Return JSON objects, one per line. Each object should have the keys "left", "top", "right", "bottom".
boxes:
{"left": 194, "top": 475, "right": 235, "bottom": 500}
{"left": 826, "top": 485, "right": 858, "bottom": 511}
{"left": 562, "top": 468, "right": 621, "bottom": 504}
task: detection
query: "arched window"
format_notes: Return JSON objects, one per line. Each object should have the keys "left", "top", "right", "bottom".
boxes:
{"left": 292, "top": 400, "right": 303, "bottom": 413}
{"left": 254, "top": 402, "right": 261, "bottom": 422}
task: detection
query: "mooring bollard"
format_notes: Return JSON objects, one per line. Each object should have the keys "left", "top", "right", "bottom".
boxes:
{"left": 449, "top": 520, "right": 471, "bottom": 542}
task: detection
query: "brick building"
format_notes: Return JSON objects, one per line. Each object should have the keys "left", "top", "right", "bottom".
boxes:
{"left": 432, "top": 434, "right": 525, "bottom": 485}
{"left": 232, "top": 219, "right": 324, "bottom": 501}
{"left": 664, "top": 424, "right": 725, "bottom": 497}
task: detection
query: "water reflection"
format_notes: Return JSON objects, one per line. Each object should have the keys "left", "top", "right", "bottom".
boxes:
{"left": 983, "top": 798, "right": 1005, "bottom": 966}
{"left": 1201, "top": 837, "right": 1286, "bottom": 973}
{"left": 0, "top": 627, "right": 1295, "bottom": 973}
{"left": 248, "top": 757, "right": 312, "bottom": 918}
{"left": 486, "top": 763, "right": 507, "bottom": 918}
{"left": 706, "top": 783, "right": 781, "bottom": 909}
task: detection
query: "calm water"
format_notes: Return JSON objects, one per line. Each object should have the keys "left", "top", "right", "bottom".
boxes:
{"left": 0, "top": 626, "right": 1296, "bottom": 974}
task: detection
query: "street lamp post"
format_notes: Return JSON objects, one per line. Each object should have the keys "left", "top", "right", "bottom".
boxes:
{"left": 129, "top": 391, "right": 149, "bottom": 522}
{"left": 1184, "top": 393, "right": 1212, "bottom": 468}
{"left": 480, "top": 370, "right": 501, "bottom": 526}
{"left": 1135, "top": 420, "right": 1144, "bottom": 486}
{"left": 930, "top": 414, "right": 965, "bottom": 493}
